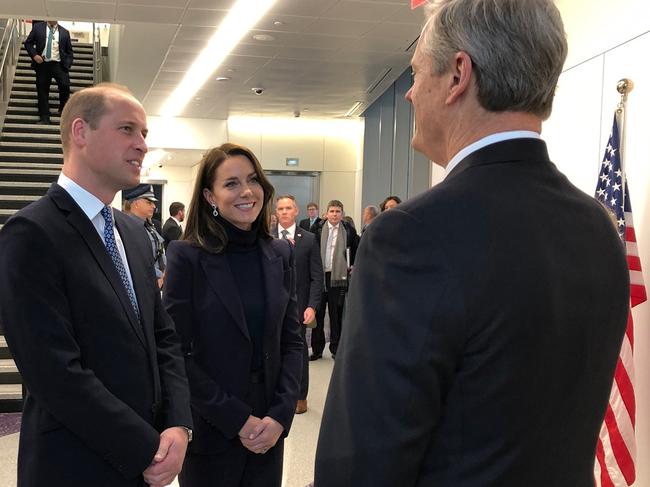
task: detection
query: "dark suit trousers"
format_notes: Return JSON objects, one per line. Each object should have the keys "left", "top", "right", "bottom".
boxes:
{"left": 179, "top": 380, "right": 283, "bottom": 487}
{"left": 299, "top": 325, "right": 309, "bottom": 399}
{"left": 35, "top": 61, "right": 70, "bottom": 120}
{"left": 312, "top": 272, "right": 346, "bottom": 356}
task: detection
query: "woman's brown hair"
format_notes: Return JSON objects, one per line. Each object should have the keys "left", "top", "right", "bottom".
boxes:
{"left": 183, "top": 143, "right": 274, "bottom": 253}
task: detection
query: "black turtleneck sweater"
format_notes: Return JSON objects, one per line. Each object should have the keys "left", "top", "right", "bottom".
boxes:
{"left": 220, "top": 216, "right": 266, "bottom": 372}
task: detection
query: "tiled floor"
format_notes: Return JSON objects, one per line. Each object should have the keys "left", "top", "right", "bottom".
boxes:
{"left": 0, "top": 351, "right": 335, "bottom": 487}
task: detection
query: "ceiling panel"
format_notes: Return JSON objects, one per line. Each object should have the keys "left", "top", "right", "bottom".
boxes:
{"left": 180, "top": 8, "right": 228, "bottom": 27}
{"left": 47, "top": 1, "right": 116, "bottom": 21}
{"left": 5, "top": 0, "right": 426, "bottom": 118}
{"left": 116, "top": 4, "right": 184, "bottom": 23}
{"left": 321, "top": 0, "right": 402, "bottom": 22}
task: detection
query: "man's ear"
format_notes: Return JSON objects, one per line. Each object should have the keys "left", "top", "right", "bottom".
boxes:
{"left": 70, "top": 118, "right": 88, "bottom": 148}
{"left": 446, "top": 52, "right": 473, "bottom": 105}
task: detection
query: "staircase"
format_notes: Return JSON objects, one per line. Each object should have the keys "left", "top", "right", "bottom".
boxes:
{"left": 0, "top": 40, "right": 95, "bottom": 413}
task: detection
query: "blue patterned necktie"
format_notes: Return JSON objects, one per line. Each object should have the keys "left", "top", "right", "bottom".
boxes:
{"left": 100, "top": 206, "right": 140, "bottom": 319}
{"left": 45, "top": 26, "right": 54, "bottom": 60}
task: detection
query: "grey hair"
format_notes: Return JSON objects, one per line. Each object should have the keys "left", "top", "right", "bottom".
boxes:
{"left": 364, "top": 205, "right": 379, "bottom": 219}
{"left": 421, "top": 0, "right": 567, "bottom": 120}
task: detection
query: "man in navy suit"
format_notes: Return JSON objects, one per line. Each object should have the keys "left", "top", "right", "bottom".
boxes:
{"left": 0, "top": 83, "right": 192, "bottom": 487}
{"left": 299, "top": 202, "right": 322, "bottom": 233}
{"left": 24, "top": 20, "right": 74, "bottom": 124}
{"left": 315, "top": 1, "right": 630, "bottom": 485}
{"left": 276, "top": 194, "right": 323, "bottom": 414}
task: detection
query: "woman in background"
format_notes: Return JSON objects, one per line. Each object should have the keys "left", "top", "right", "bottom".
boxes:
{"left": 380, "top": 195, "right": 402, "bottom": 211}
{"left": 163, "top": 143, "right": 303, "bottom": 487}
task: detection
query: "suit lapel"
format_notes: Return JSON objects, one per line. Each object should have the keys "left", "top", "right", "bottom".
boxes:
{"left": 49, "top": 186, "right": 147, "bottom": 349}
{"left": 114, "top": 213, "right": 150, "bottom": 348}
{"left": 200, "top": 252, "right": 250, "bottom": 341}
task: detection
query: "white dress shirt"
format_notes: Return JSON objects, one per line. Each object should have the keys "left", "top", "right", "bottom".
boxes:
{"left": 57, "top": 174, "right": 137, "bottom": 297}
{"left": 41, "top": 24, "right": 61, "bottom": 62}
{"left": 324, "top": 222, "right": 339, "bottom": 272}
{"left": 444, "top": 131, "right": 541, "bottom": 179}
{"left": 278, "top": 223, "right": 296, "bottom": 240}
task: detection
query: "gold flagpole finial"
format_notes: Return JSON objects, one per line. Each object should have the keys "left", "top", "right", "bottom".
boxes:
{"left": 616, "top": 78, "right": 633, "bottom": 113}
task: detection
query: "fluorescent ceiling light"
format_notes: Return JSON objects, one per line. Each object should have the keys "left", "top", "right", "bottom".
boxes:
{"left": 160, "top": 0, "right": 278, "bottom": 117}
{"left": 345, "top": 101, "right": 364, "bottom": 117}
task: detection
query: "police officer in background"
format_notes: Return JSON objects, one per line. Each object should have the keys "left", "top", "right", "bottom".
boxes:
{"left": 123, "top": 184, "right": 166, "bottom": 289}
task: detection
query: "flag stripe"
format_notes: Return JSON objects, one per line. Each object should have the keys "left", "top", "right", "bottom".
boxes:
{"left": 593, "top": 113, "right": 646, "bottom": 487}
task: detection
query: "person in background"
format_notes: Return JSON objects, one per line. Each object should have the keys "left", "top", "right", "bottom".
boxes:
{"left": 24, "top": 20, "right": 73, "bottom": 125}
{"left": 0, "top": 83, "right": 192, "bottom": 487}
{"left": 163, "top": 201, "right": 185, "bottom": 249}
{"left": 275, "top": 194, "right": 323, "bottom": 414}
{"left": 315, "top": 0, "right": 630, "bottom": 485}
{"left": 342, "top": 215, "right": 356, "bottom": 231}
{"left": 163, "top": 143, "right": 303, "bottom": 487}
{"left": 299, "top": 202, "right": 322, "bottom": 233}
{"left": 310, "top": 200, "right": 359, "bottom": 361}
{"left": 361, "top": 205, "right": 379, "bottom": 234}
{"left": 124, "top": 184, "right": 166, "bottom": 289}
{"left": 379, "top": 195, "right": 402, "bottom": 212}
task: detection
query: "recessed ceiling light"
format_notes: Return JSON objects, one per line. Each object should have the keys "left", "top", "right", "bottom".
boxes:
{"left": 160, "top": 0, "right": 279, "bottom": 118}
{"left": 253, "top": 34, "right": 275, "bottom": 42}
{"left": 273, "top": 20, "right": 284, "bottom": 26}
{"left": 215, "top": 76, "right": 231, "bottom": 81}
{"left": 194, "top": 97, "right": 201, "bottom": 101}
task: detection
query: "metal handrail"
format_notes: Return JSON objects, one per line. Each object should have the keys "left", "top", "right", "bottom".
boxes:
{"left": 0, "top": 19, "right": 26, "bottom": 119}
{"left": 93, "top": 23, "right": 103, "bottom": 85}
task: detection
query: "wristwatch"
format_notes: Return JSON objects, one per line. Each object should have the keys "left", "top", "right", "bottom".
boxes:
{"left": 181, "top": 427, "right": 193, "bottom": 443}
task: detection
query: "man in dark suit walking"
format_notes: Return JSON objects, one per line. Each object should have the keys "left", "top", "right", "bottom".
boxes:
{"left": 0, "top": 83, "right": 192, "bottom": 487}
{"left": 275, "top": 194, "right": 323, "bottom": 414}
{"left": 299, "top": 201, "right": 322, "bottom": 233}
{"left": 24, "top": 20, "right": 74, "bottom": 124}
{"left": 162, "top": 201, "right": 185, "bottom": 249}
{"left": 315, "top": 1, "right": 630, "bottom": 486}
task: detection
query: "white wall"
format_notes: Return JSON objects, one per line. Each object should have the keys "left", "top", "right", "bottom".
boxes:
{"left": 147, "top": 117, "right": 228, "bottom": 151}
{"left": 544, "top": 3, "right": 650, "bottom": 484}
{"left": 228, "top": 117, "right": 365, "bottom": 223}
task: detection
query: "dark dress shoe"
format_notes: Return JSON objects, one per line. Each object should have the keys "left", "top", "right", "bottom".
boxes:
{"left": 295, "top": 400, "right": 307, "bottom": 414}
{"left": 37, "top": 119, "right": 51, "bottom": 125}
{"left": 309, "top": 353, "right": 322, "bottom": 361}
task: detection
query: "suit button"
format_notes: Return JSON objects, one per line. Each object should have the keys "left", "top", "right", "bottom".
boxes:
{"left": 264, "top": 352, "right": 270, "bottom": 360}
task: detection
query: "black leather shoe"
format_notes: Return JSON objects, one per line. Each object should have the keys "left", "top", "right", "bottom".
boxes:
{"left": 309, "top": 353, "right": 322, "bottom": 361}
{"left": 37, "top": 119, "right": 51, "bottom": 125}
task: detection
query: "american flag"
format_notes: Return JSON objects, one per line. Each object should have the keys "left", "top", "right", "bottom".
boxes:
{"left": 593, "top": 114, "right": 647, "bottom": 487}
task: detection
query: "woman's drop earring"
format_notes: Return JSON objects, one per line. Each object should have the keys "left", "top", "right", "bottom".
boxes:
{"left": 211, "top": 204, "right": 219, "bottom": 217}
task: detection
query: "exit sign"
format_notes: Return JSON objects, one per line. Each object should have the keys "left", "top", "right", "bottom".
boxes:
{"left": 286, "top": 158, "right": 299, "bottom": 167}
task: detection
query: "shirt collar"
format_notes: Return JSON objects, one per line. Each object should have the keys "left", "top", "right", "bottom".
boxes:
{"left": 171, "top": 216, "right": 181, "bottom": 226}
{"left": 327, "top": 221, "right": 339, "bottom": 230}
{"left": 57, "top": 173, "right": 107, "bottom": 223}
{"left": 444, "top": 131, "right": 541, "bottom": 179}
{"left": 48, "top": 24, "right": 58, "bottom": 33}
{"left": 278, "top": 223, "right": 296, "bottom": 238}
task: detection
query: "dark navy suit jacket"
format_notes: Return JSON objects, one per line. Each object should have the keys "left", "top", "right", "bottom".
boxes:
{"left": 25, "top": 22, "right": 74, "bottom": 71}
{"left": 315, "top": 139, "right": 630, "bottom": 487}
{"left": 0, "top": 184, "right": 192, "bottom": 486}
{"left": 163, "top": 237, "right": 303, "bottom": 454}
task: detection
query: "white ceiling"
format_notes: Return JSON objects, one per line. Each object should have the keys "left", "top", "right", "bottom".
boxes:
{"left": 2, "top": 0, "right": 425, "bottom": 119}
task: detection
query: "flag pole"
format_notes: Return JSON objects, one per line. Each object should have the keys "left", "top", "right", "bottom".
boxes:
{"left": 616, "top": 78, "right": 633, "bottom": 203}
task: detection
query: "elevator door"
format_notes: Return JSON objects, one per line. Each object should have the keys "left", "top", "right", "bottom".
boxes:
{"left": 265, "top": 171, "right": 320, "bottom": 218}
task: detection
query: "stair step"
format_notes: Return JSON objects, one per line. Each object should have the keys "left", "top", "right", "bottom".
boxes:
{"left": 2, "top": 123, "right": 61, "bottom": 134}
{"left": 17, "top": 62, "right": 94, "bottom": 72}
{"left": 0, "top": 142, "right": 62, "bottom": 153}
{"left": 19, "top": 51, "right": 94, "bottom": 60}
{"left": 0, "top": 169, "right": 60, "bottom": 185}
{"left": 0, "top": 195, "right": 42, "bottom": 210}
{"left": 14, "top": 71, "right": 95, "bottom": 82}
{"left": 0, "top": 359, "right": 20, "bottom": 384}
{"left": 1, "top": 132, "right": 62, "bottom": 142}
{"left": 13, "top": 78, "right": 93, "bottom": 88}
{"left": 0, "top": 384, "right": 22, "bottom": 400}
{"left": 0, "top": 181, "right": 52, "bottom": 196}
{"left": 4, "top": 116, "right": 61, "bottom": 125}
{"left": 0, "top": 162, "right": 63, "bottom": 169}
{"left": 0, "top": 384, "right": 23, "bottom": 413}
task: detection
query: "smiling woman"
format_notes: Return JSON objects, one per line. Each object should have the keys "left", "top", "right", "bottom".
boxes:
{"left": 162, "top": 143, "right": 303, "bottom": 487}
